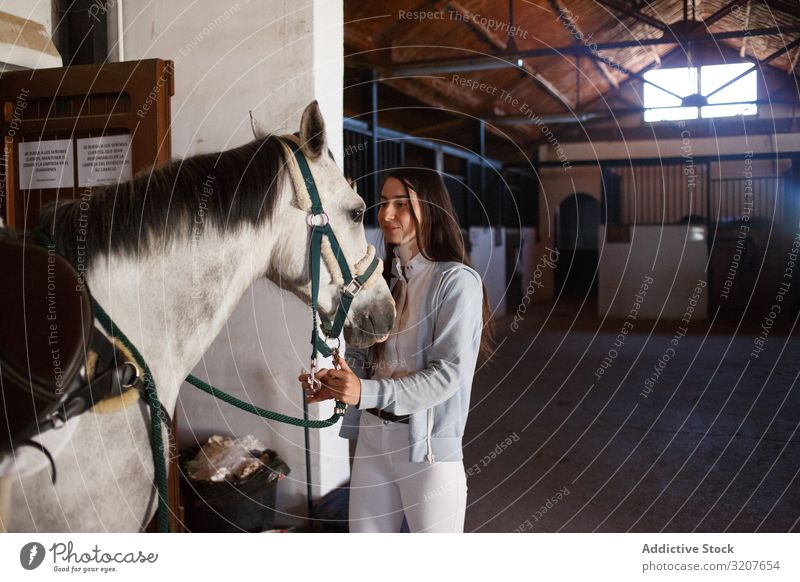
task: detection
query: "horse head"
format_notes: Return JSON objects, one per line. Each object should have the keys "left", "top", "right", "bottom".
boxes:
{"left": 253, "top": 101, "right": 394, "bottom": 349}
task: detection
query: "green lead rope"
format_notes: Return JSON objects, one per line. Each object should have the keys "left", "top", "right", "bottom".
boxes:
{"left": 185, "top": 374, "right": 346, "bottom": 428}
{"left": 90, "top": 297, "right": 171, "bottom": 534}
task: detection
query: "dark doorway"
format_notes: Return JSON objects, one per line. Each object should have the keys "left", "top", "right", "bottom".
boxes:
{"left": 555, "top": 193, "right": 599, "bottom": 298}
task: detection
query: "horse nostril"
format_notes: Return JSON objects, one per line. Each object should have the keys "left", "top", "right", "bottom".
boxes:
{"left": 380, "top": 304, "right": 396, "bottom": 331}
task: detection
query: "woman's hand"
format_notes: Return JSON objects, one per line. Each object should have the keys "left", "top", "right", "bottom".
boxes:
{"left": 298, "top": 358, "right": 361, "bottom": 406}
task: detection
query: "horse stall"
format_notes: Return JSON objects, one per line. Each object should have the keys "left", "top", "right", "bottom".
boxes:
{"left": 598, "top": 155, "right": 800, "bottom": 322}
{"left": 598, "top": 224, "right": 709, "bottom": 321}
{"left": 598, "top": 159, "right": 713, "bottom": 321}
{"left": 707, "top": 157, "right": 800, "bottom": 321}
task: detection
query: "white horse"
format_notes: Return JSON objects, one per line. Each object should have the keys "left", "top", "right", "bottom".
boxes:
{"left": 0, "top": 101, "right": 393, "bottom": 531}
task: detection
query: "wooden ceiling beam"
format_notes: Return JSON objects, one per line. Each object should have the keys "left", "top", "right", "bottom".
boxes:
{"left": 384, "top": 78, "right": 520, "bottom": 142}
{"left": 385, "top": 75, "right": 482, "bottom": 112}
{"left": 344, "top": 19, "right": 378, "bottom": 52}
{"left": 789, "top": 45, "right": 800, "bottom": 74}
{"left": 739, "top": 0, "right": 752, "bottom": 58}
{"left": 759, "top": 0, "right": 800, "bottom": 18}
{"left": 594, "top": 0, "right": 669, "bottom": 32}
{"left": 547, "top": 0, "right": 619, "bottom": 90}
{"left": 697, "top": 0, "right": 748, "bottom": 30}
{"left": 377, "top": 0, "right": 445, "bottom": 47}
{"left": 447, "top": 0, "right": 573, "bottom": 111}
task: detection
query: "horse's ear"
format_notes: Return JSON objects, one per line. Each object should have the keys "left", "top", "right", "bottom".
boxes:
{"left": 299, "top": 100, "right": 327, "bottom": 159}
{"left": 249, "top": 110, "right": 269, "bottom": 140}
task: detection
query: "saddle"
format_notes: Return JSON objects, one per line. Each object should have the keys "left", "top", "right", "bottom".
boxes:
{"left": 0, "top": 231, "right": 139, "bottom": 464}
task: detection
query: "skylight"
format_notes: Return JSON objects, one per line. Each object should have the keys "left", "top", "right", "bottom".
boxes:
{"left": 643, "top": 63, "right": 757, "bottom": 122}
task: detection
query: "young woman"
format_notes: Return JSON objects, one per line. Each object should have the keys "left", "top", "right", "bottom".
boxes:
{"left": 300, "top": 168, "right": 494, "bottom": 533}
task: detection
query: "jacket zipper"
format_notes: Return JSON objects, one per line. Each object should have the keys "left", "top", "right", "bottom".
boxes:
{"left": 424, "top": 268, "right": 459, "bottom": 464}
{"left": 426, "top": 407, "right": 435, "bottom": 464}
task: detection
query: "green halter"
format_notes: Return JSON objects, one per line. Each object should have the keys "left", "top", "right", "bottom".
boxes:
{"left": 281, "top": 138, "right": 381, "bottom": 364}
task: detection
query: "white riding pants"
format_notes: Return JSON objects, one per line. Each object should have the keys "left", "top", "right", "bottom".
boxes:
{"left": 348, "top": 409, "right": 467, "bottom": 533}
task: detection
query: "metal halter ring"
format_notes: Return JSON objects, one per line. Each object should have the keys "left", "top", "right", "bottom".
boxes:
{"left": 343, "top": 277, "right": 363, "bottom": 297}
{"left": 308, "top": 375, "right": 322, "bottom": 393}
{"left": 121, "top": 361, "right": 141, "bottom": 389}
{"left": 307, "top": 358, "right": 323, "bottom": 393}
{"left": 324, "top": 335, "right": 342, "bottom": 353}
{"left": 307, "top": 212, "right": 329, "bottom": 228}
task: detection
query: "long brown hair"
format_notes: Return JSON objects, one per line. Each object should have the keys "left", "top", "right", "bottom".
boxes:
{"left": 369, "top": 168, "right": 495, "bottom": 374}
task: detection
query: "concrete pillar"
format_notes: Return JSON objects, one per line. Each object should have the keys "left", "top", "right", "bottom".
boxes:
{"left": 115, "top": 0, "right": 346, "bottom": 526}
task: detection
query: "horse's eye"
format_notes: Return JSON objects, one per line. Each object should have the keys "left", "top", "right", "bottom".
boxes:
{"left": 351, "top": 208, "right": 364, "bottom": 224}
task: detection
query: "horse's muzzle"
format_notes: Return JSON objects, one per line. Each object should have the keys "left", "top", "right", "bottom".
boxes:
{"left": 343, "top": 301, "right": 395, "bottom": 348}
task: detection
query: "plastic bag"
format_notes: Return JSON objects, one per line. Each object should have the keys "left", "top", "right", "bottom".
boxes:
{"left": 185, "top": 434, "right": 270, "bottom": 482}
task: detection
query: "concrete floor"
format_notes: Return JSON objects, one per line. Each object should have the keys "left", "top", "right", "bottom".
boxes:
{"left": 464, "top": 299, "right": 800, "bottom": 532}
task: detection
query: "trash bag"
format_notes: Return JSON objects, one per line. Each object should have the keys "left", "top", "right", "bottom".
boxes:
{"left": 179, "top": 440, "right": 290, "bottom": 533}
{"left": 311, "top": 485, "right": 349, "bottom": 533}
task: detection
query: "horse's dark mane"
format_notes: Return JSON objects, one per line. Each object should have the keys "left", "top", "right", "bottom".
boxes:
{"left": 39, "top": 135, "right": 287, "bottom": 266}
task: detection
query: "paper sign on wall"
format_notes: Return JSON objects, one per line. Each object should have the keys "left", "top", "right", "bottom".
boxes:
{"left": 76, "top": 135, "right": 133, "bottom": 187}
{"left": 18, "top": 139, "right": 75, "bottom": 189}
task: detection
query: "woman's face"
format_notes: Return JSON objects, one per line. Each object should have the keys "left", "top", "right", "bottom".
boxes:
{"left": 378, "top": 177, "right": 423, "bottom": 247}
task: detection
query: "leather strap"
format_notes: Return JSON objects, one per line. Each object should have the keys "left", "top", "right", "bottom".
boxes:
{"left": 366, "top": 407, "right": 410, "bottom": 423}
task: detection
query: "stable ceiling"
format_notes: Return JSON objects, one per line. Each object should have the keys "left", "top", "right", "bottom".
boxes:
{"left": 344, "top": 0, "right": 800, "bottom": 161}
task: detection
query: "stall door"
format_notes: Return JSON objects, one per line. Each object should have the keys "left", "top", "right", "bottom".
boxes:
{"left": 1, "top": 59, "right": 173, "bottom": 230}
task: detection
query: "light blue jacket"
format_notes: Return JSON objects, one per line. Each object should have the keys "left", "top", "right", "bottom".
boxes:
{"left": 339, "top": 260, "right": 484, "bottom": 464}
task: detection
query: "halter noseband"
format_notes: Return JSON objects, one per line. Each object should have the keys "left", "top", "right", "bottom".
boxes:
{"left": 280, "top": 138, "right": 381, "bottom": 370}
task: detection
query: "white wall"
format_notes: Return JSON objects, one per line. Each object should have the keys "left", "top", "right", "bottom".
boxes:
{"left": 598, "top": 225, "right": 708, "bottom": 320}
{"left": 113, "top": 0, "right": 342, "bottom": 158}
{"left": 116, "top": 0, "right": 345, "bottom": 527}
{"left": 470, "top": 227, "right": 507, "bottom": 317}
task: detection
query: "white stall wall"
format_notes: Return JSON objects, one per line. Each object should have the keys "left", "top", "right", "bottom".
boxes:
{"left": 598, "top": 225, "right": 709, "bottom": 320}
{"left": 116, "top": 0, "right": 346, "bottom": 525}
{"left": 470, "top": 227, "right": 507, "bottom": 317}
{"left": 112, "top": 0, "right": 342, "bottom": 158}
